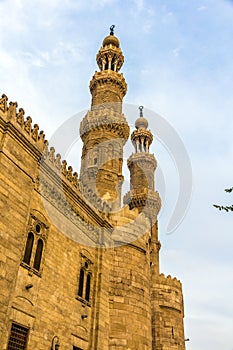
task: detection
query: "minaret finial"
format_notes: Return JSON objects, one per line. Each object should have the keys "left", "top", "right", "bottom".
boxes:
{"left": 139, "top": 105, "right": 144, "bottom": 117}
{"left": 110, "top": 25, "right": 115, "bottom": 36}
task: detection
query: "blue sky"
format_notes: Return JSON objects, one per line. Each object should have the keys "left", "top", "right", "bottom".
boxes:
{"left": 1, "top": 0, "right": 233, "bottom": 349}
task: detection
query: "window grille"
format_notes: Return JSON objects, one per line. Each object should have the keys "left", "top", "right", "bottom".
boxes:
{"left": 7, "top": 322, "right": 29, "bottom": 350}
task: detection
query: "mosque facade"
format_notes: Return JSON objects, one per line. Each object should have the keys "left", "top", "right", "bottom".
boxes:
{"left": 0, "top": 28, "right": 186, "bottom": 350}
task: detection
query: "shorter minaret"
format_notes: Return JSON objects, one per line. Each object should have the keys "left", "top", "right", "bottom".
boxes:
{"left": 123, "top": 106, "right": 161, "bottom": 219}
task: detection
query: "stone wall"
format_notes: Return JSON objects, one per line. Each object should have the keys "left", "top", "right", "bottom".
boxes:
{"left": 151, "top": 274, "right": 185, "bottom": 350}
{"left": 0, "top": 95, "right": 110, "bottom": 349}
{"left": 108, "top": 208, "right": 152, "bottom": 350}
{"left": 0, "top": 93, "right": 186, "bottom": 350}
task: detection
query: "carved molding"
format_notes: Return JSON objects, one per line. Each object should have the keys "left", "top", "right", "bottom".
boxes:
{"left": 89, "top": 71, "right": 127, "bottom": 97}
{"left": 35, "top": 174, "right": 101, "bottom": 242}
{"left": 123, "top": 189, "right": 161, "bottom": 216}
{"left": 0, "top": 94, "right": 8, "bottom": 113}
{"left": 80, "top": 109, "right": 129, "bottom": 141}
{"left": 127, "top": 153, "right": 157, "bottom": 171}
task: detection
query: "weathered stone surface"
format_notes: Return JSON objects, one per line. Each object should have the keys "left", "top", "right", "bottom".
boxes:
{"left": 0, "top": 30, "right": 186, "bottom": 350}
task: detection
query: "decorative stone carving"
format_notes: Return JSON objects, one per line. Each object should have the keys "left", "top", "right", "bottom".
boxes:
{"left": 62, "top": 160, "right": 67, "bottom": 176}
{"left": 24, "top": 116, "right": 32, "bottom": 134}
{"left": 54, "top": 153, "right": 62, "bottom": 170}
{"left": 31, "top": 124, "right": 39, "bottom": 141}
{"left": 35, "top": 174, "right": 100, "bottom": 242}
{"left": 8, "top": 101, "right": 17, "bottom": 120}
{"left": 16, "top": 108, "right": 25, "bottom": 126}
{"left": 48, "top": 147, "right": 55, "bottom": 163}
{"left": 0, "top": 94, "right": 8, "bottom": 113}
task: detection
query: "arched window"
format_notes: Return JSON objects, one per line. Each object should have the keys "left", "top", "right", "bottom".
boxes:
{"left": 33, "top": 239, "right": 43, "bottom": 271}
{"left": 85, "top": 273, "right": 91, "bottom": 302}
{"left": 78, "top": 269, "right": 84, "bottom": 298}
{"left": 21, "top": 213, "right": 48, "bottom": 276}
{"left": 23, "top": 232, "right": 34, "bottom": 265}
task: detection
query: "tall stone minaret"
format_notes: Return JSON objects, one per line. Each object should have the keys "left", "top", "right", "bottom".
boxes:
{"left": 79, "top": 26, "right": 129, "bottom": 209}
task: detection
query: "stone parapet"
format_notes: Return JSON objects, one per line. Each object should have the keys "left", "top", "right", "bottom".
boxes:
{"left": 0, "top": 94, "right": 78, "bottom": 188}
{"left": 123, "top": 188, "right": 161, "bottom": 218}
{"left": 152, "top": 273, "right": 183, "bottom": 313}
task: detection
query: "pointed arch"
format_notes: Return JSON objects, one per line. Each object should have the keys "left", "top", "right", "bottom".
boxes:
{"left": 23, "top": 232, "right": 34, "bottom": 265}
{"left": 33, "top": 239, "right": 43, "bottom": 271}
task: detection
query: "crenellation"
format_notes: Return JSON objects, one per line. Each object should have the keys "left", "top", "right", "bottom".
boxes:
{"left": 48, "top": 146, "right": 55, "bottom": 163}
{"left": 0, "top": 96, "right": 47, "bottom": 155}
{"left": 16, "top": 107, "right": 25, "bottom": 126}
{"left": 54, "top": 152, "right": 62, "bottom": 169}
{"left": 151, "top": 273, "right": 185, "bottom": 349}
{"left": 61, "top": 159, "right": 67, "bottom": 175}
{"left": 7, "top": 101, "right": 18, "bottom": 121}
{"left": 40, "top": 143, "right": 80, "bottom": 192}
{"left": 31, "top": 124, "right": 39, "bottom": 141}
{"left": 158, "top": 273, "right": 182, "bottom": 289}
{"left": 0, "top": 94, "right": 8, "bottom": 114}
{"left": 24, "top": 116, "right": 32, "bottom": 134}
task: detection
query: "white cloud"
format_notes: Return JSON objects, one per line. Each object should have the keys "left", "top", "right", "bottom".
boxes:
{"left": 197, "top": 5, "right": 207, "bottom": 11}
{"left": 134, "top": 0, "right": 144, "bottom": 13}
{"left": 172, "top": 47, "right": 181, "bottom": 57}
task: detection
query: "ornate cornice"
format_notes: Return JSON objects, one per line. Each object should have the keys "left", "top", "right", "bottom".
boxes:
{"left": 127, "top": 152, "right": 157, "bottom": 170}
{"left": 38, "top": 159, "right": 113, "bottom": 229}
{"left": 80, "top": 109, "right": 129, "bottom": 141}
{"left": 123, "top": 189, "right": 161, "bottom": 216}
{"left": 34, "top": 172, "right": 113, "bottom": 243}
{"left": 131, "top": 128, "right": 153, "bottom": 145}
{"left": 89, "top": 71, "right": 127, "bottom": 97}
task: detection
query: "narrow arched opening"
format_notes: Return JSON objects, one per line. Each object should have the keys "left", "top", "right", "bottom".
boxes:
{"left": 85, "top": 273, "right": 91, "bottom": 302}
{"left": 33, "top": 239, "right": 43, "bottom": 271}
{"left": 23, "top": 232, "right": 34, "bottom": 265}
{"left": 78, "top": 269, "right": 84, "bottom": 298}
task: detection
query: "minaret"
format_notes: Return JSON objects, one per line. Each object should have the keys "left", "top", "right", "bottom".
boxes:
{"left": 124, "top": 106, "right": 161, "bottom": 274}
{"left": 79, "top": 26, "right": 129, "bottom": 209}
{"left": 123, "top": 106, "right": 161, "bottom": 219}
{"left": 124, "top": 108, "right": 186, "bottom": 350}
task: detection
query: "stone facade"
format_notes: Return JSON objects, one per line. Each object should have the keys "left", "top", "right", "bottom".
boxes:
{"left": 0, "top": 29, "right": 186, "bottom": 350}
